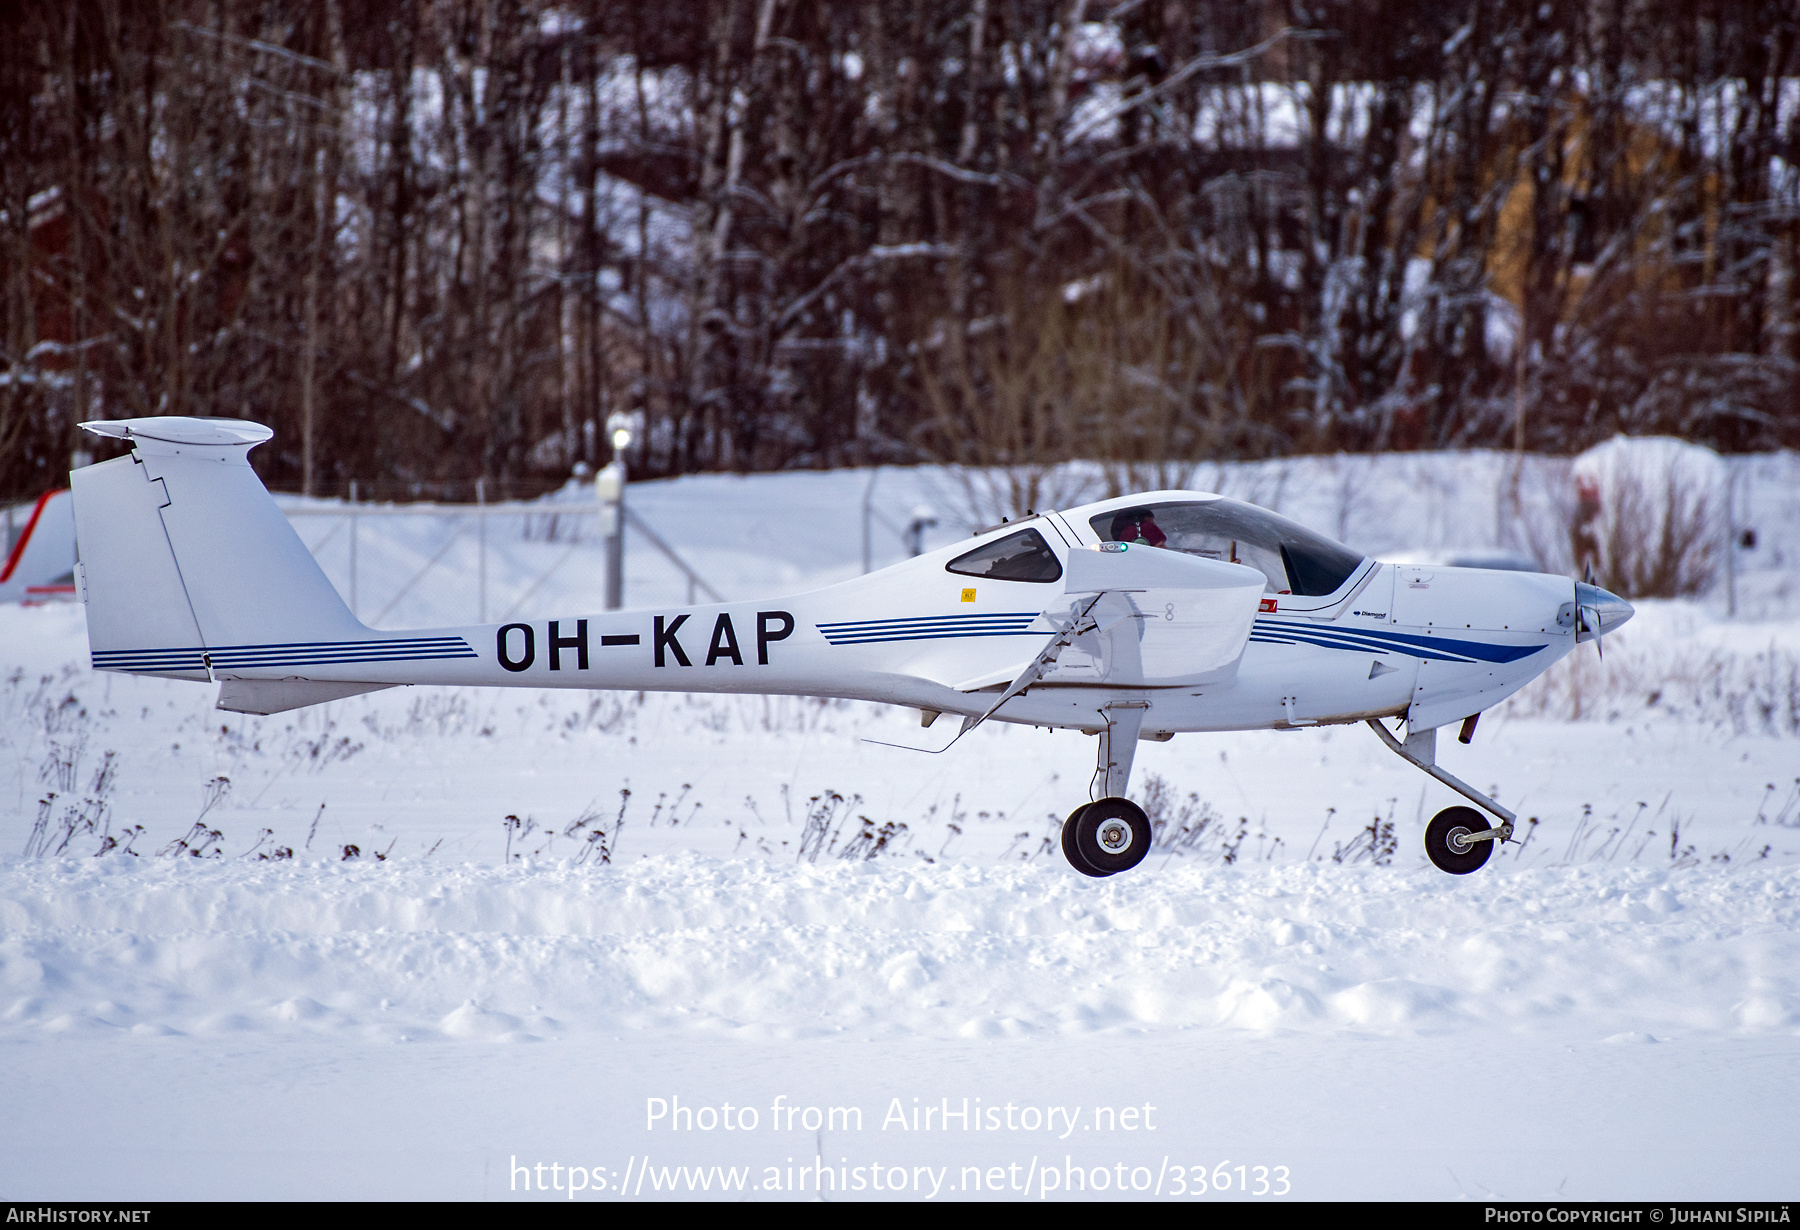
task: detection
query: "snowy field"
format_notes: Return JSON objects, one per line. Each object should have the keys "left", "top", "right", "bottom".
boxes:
{"left": 4, "top": 452, "right": 1800, "bottom": 1201}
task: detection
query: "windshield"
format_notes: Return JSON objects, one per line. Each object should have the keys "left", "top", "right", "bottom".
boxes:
{"left": 1090, "top": 499, "right": 1364, "bottom": 597}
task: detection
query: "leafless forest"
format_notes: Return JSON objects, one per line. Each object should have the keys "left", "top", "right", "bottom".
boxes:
{"left": 2, "top": 0, "right": 1797, "bottom": 503}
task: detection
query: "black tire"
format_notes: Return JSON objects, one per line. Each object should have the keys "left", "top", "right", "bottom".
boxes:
{"left": 1061, "top": 803, "right": 1104, "bottom": 876}
{"left": 1068, "top": 797, "right": 1152, "bottom": 877}
{"left": 1425, "top": 805, "right": 1495, "bottom": 875}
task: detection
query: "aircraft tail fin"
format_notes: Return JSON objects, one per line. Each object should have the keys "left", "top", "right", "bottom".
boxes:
{"left": 71, "top": 417, "right": 367, "bottom": 679}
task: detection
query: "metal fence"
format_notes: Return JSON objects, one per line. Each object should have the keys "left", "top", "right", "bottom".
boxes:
{"left": 280, "top": 497, "right": 720, "bottom": 629}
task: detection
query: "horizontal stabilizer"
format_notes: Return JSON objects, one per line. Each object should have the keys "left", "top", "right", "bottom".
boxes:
{"left": 216, "top": 679, "right": 397, "bottom": 716}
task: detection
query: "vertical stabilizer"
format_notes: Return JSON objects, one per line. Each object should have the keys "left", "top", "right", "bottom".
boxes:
{"left": 72, "top": 417, "right": 366, "bottom": 677}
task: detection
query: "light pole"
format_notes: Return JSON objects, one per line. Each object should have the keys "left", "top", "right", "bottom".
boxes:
{"left": 905, "top": 504, "right": 938, "bottom": 556}
{"left": 598, "top": 411, "right": 642, "bottom": 610}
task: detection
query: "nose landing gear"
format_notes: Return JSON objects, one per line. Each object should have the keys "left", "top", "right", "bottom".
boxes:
{"left": 1367, "top": 718, "right": 1516, "bottom": 875}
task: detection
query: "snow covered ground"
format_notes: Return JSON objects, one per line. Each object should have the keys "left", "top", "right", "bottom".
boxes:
{"left": 3, "top": 454, "right": 1799, "bottom": 1201}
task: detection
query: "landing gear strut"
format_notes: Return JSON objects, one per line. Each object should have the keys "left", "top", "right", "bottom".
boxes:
{"left": 1366, "top": 718, "right": 1515, "bottom": 875}
{"left": 1062, "top": 701, "right": 1154, "bottom": 877}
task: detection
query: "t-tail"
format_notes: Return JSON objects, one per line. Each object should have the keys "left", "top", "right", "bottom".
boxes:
{"left": 71, "top": 416, "right": 432, "bottom": 714}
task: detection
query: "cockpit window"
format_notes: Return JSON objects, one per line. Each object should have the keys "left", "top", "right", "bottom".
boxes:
{"left": 1089, "top": 500, "right": 1364, "bottom": 597}
{"left": 946, "top": 528, "right": 1063, "bottom": 583}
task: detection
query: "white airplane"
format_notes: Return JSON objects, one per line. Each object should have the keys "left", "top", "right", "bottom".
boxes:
{"left": 69, "top": 416, "right": 1634, "bottom": 878}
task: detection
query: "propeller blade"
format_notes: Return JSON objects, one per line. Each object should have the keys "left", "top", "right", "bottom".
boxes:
{"left": 1573, "top": 581, "right": 1634, "bottom": 662}
{"left": 1584, "top": 605, "right": 1612, "bottom": 659}
{"left": 1574, "top": 576, "right": 1604, "bottom": 658}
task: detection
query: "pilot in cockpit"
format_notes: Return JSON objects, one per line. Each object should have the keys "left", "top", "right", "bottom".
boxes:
{"left": 1109, "top": 508, "right": 1167, "bottom": 548}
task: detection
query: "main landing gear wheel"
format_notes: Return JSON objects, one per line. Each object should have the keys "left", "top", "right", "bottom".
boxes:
{"left": 1425, "top": 805, "right": 1495, "bottom": 875}
{"left": 1062, "top": 798, "right": 1152, "bottom": 878}
{"left": 1060, "top": 804, "right": 1095, "bottom": 875}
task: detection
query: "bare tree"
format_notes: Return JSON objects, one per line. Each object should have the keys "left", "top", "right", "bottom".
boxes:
{"left": 2, "top": 0, "right": 1795, "bottom": 503}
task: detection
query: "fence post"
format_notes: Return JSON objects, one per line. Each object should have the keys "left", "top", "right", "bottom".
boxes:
{"left": 861, "top": 467, "right": 880, "bottom": 574}
{"left": 598, "top": 461, "right": 624, "bottom": 610}
{"left": 348, "top": 479, "right": 358, "bottom": 621}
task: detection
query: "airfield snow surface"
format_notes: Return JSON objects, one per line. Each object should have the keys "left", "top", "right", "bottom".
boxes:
{"left": 3, "top": 452, "right": 1800, "bottom": 1202}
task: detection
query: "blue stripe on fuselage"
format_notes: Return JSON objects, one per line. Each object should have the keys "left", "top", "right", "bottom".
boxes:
{"left": 817, "top": 612, "right": 1040, "bottom": 646}
{"left": 1252, "top": 619, "right": 1545, "bottom": 664}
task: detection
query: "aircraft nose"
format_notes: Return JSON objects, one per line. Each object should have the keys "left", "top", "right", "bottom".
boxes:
{"left": 1574, "top": 582, "right": 1634, "bottom": 638}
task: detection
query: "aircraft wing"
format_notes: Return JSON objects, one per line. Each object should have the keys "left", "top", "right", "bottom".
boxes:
{"left": 952, "top": 543, "right": 1266, "bottom": 697}
{"left": 1039, "top": 543, "right": 1267, "bottom": 688}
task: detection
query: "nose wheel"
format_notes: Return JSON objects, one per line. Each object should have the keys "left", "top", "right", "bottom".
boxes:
{"left": 1368, "top": 720, "right": 1516, "bottom": 876}
{"left": 1424, "top": 806, "right": 1496, "bottom": 874}
{"left": 1062, "top": 798, "right": 1152, "bottom": 877}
